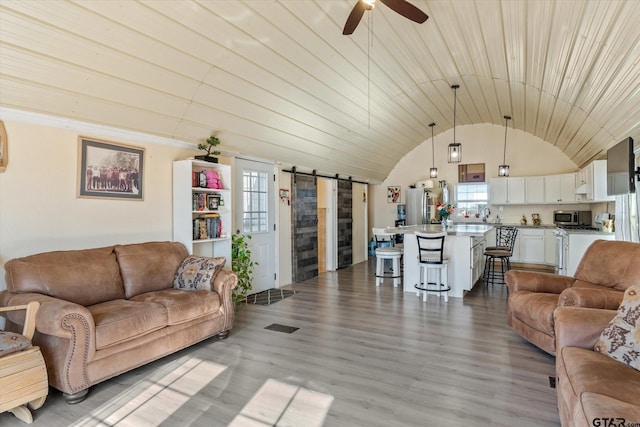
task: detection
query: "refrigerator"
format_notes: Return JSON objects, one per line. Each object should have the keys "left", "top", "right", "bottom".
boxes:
{"left": 406, "top": 188, "right": 435, "bottom": 225}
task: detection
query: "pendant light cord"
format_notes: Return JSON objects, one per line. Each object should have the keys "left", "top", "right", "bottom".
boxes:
{"left": 503, "top": 116, "right": 510, "bottom": 164}
{"left": 431, "top": 124, "right": 435, "bottom": 168}
{"left": 453, "top": 86, "right": 457, "bottom": 143}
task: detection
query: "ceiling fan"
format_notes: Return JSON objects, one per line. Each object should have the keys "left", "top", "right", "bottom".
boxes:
{"left": 343, "top": 0, "right": 428, "bottom": 35}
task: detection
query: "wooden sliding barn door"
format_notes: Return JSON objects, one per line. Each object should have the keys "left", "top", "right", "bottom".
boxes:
{"left": 337, "top": 179, "right": 353, "bottom": 269}
{"left": 291, "top": 174, "right": 318, "bottom": 282}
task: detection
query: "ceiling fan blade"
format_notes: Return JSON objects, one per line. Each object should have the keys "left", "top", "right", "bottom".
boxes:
{"left": 380, "top": 0, "right": 428, "bottom": 24}
{"left": 343, "top": 1, "right": 369, "bottom": 35}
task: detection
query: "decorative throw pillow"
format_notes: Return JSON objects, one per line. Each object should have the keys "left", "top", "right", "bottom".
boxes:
{"left": 173, "top": 256, "right": 226, "bottom": 291}
{"left": 594, "top": 284, "right": 640, "bottom": 370}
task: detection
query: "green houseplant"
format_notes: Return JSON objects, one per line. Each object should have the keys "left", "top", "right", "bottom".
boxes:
{"left": 196, "top": 135, "right": 221, "bottom": 163}
{"left": 232, "top": 232, "right": 258, "bottom": 306}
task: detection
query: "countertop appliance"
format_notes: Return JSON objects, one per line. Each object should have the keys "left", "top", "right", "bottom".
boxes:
{"left": 553, "top": 210, "right": 592, "bottom": 227}
{"left": 594, "top": 213, "right": 610, "bottom": 230}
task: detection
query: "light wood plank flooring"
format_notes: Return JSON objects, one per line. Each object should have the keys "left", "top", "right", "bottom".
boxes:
{"left": 0, "top": 260, "right": 560, "bottom": 426}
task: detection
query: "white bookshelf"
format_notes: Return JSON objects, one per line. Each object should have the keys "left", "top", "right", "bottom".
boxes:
{"left": 173, "top": 159, "right": 232, "bottom": 268}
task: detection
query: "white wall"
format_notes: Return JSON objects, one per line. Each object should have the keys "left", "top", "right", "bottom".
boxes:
{"left": 0, "top": 120, "right": 197, "bottom": 291}
{"left": 370, "top": 123, "right": 589, "bottom": 230}
{"left": 277, "top": 168, "right": 293, "bottom": 286}
{"left": 352, "top": 182, "right": 368, "bottom": 264}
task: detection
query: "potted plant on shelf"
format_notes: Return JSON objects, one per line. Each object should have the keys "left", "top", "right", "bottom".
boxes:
{"left": 232, "top": 231, "right": 258, "bottom": 307}
{"left": 196, "top": 135, "right": 221, "bottom": 163}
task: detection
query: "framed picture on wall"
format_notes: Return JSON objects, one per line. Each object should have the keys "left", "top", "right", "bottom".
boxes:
{"left": 387, "top": 186, "right": 401, "bottom": 203}
{"left": 458, "top": 163, "right": 485, "bottom": 182}
{"left": 77, "top": 137, "right": 144, "bottom": 200}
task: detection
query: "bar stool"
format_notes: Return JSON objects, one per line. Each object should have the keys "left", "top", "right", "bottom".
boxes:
{"left": 414, "top": 231, "right": 450, "bottom": 302}
{"left": 372, "top": 228, "right": 402, "bottom": 287}
{"left": 483, "top": 226, "right": 518, "bottom": 286}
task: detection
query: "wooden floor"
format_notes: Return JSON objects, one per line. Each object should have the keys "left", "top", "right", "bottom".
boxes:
{"left": 0, "top": 260, "right": 560, "bottom": 426}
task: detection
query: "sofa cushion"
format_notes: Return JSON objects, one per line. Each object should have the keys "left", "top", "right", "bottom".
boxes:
{"left": 114, "top": 242, "right": 189, "bottom": 299}
{"left": 87, "top": 299, "right": 168, "bottom": 350}
{"left": 4, "top": 246, "right": 125, "bottom": 306}
{"left": 508, "top": 291, "right": 558, "bottom": 336}
{"left": 130, "top": 289, "right": 221, "bottom": 325}
{"left": 560, "top": 346, "right": 640, "bottom": 407}
{"left": 594, "top": 285, "right": 640, "bottom": 370}
{"left": 173, "top": 256, "right": 226, "bottom": 291}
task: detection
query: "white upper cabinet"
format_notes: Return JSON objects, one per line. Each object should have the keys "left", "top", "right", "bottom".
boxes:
{"left": 544, "top": 173, "right": 577, "bottom": 204}
{"left": 489, "top": 177, "right": 524, "bottom": 204}
{"left": 576, "top": 160, "right": 614, "bottom": 202}
{"left": 524, "top": 176, "right": 545, "bottom": 204}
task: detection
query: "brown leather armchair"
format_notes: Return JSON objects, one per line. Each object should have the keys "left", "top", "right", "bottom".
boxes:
{"left": 505, "top": 239, "right": 640, "bottom": 355}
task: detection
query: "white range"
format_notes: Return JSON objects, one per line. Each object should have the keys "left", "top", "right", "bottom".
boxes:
{"left": 554, "top": 227, "right": 615, "bottom": 276}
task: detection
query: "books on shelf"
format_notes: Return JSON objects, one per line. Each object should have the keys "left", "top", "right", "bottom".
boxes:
{"left": 193, "top": 214, "right": 223, "bottom": 240}
{"left": 192, "top": 192, "right": 223, "bottom": 211}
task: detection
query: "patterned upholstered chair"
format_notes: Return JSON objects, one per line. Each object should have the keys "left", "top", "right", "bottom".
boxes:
{"left": 0, "top": 301, "right": 48, "bottom": 423}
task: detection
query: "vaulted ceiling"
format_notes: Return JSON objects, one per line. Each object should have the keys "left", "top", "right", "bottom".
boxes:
{"left": 1, "top": 0, "right": 639, "bottom": 182}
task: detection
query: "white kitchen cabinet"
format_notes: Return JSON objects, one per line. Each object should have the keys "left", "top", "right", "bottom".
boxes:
{"left": 520, "top": 228, "right": 545, "bottom": 264}
{"left": 525, "top": 176, "right": 545, "bottom": 203}
{"left": 173, "top": 159, "right": 232, "bottom": 266}
{"left": 576, "top": 160, "right": 614, "bottom": 202}
{"left": 490, "top": 177, "right": 525, "bottom": 205}
{"left": 544, "top": 173, "right": 577, "bottom": 203}
{"left": 544, "top": 228, "right": 556, "bottom": 265}
{"left": 510, "top": 230, "right": 522, "bottom": 262}
{"left": 471, "top": 235, "right": 487, "bottom": 286}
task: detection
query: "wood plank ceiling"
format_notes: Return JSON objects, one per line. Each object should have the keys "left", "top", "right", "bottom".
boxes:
{"left": 0, "top": 0, "right": 639, "bottom": 183}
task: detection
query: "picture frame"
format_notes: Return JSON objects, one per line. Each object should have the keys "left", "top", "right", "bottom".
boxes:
{"left": 387, "top": 186, "right": 401, "bottom": 203}
{"left": 458, "top": 163, "right": 485, "bottom": 183}
{"left": 78, "top": 137, "right": 144, "bottom": 200}
{"left": 0, "top": 121, "right": 7, "bottom": 173}
{"left": 207, "top": 194, "right": 220, "bottom": 211}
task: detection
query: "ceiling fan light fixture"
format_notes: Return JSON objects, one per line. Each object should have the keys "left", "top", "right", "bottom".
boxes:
{"left": 342, "top": 0, "right": 428, "bottom": 35}
{"left": 448, "top": 84, "right": 462, "bottom": 164}
{"left": 499, "top": 115, "right": 512, "bottom": 177}
{"left": 429, "top": 122, "right": 437, "bottom": 178}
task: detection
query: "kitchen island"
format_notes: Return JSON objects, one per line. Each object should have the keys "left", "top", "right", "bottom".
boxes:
{"left": 386, "top": 224, "right": 493, "bottom": 298}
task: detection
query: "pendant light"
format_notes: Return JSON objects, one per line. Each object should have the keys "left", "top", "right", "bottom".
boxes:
{"left": 429, "top": 122, "right": 438, "bottom": 178}
{"left": 448, "top": 84, "right": 461, "bottom": 163}
{"left": 499, "top": 115, "right": 511, "bottom": 177}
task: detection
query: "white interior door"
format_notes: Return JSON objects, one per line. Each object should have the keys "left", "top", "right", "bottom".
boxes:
{"left": 234, "top": 158, "right": 276, "bottom": 294}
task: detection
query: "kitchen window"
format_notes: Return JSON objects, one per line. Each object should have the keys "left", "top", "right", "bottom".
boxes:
{"left": 455, "top": 183, "right": 489, "bottom": 219}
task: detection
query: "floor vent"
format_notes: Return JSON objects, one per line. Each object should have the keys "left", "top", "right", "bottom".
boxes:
{"left": 265, "top": 323, "right": 299, "bottom": 334}
{"left": 549, "top": 376, "right": 556, "bottom": 388}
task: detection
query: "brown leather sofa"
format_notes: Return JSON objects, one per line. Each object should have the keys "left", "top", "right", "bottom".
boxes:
{"left": 505, "top": 239, "right": 640, "bottom": 355}
{"left": 0, "top": 241, "right": 237, "bottom": 403}
{"left": 554, "top": 307, "right": 640, "bottom": 426}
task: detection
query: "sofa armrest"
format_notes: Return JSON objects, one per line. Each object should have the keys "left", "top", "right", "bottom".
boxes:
{"left": 212, "top": 269, "right": 238, "bottom": 331}
{"left": 505, "top": 270, "right": 575, "bottom": 293}
{"left": 1, "top": 291, "right": 97, "bottom": 358}
{"left": 554, "top": 306, "right": 617, "bottom": 351}
{"left": 213, "top": 269, "right": 238, "bottom": 295}
{"left": 558, "top": 287, "right": 624, "bottom": 310}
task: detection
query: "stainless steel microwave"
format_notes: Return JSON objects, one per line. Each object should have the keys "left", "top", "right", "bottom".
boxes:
{"left": 553, "top": 210, "right": 592, "bottom": 226}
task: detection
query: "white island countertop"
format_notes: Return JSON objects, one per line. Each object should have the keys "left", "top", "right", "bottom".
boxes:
{"left": 386, "top": 223, "right": 493, "bottom": 237}
{"left": 389, "top": 224, "right": 493, "bottom": 298}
